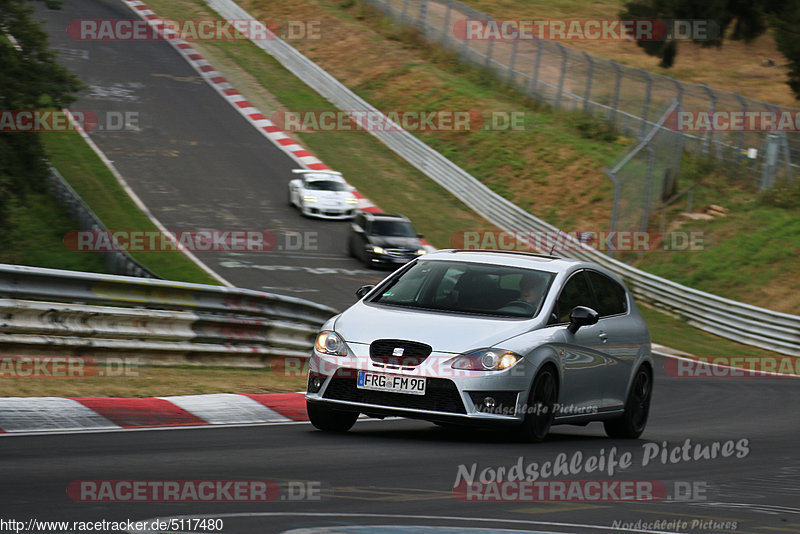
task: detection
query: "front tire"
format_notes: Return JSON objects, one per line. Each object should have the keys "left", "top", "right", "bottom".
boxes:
{"left": 307, "top": 402, "right": 359, "bottom": 432}
{"left": 517, "top": 366, "right": 558, "bottom": 442}
{"left": 604, "top": 366, "right": 652, "bottom": 439}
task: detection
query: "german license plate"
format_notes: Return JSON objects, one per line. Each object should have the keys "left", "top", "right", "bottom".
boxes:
{"left": 357, "top": 371, "right": 426, "bottom": 395}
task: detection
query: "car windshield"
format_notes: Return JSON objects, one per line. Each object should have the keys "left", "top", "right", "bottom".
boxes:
{"left": 305, "top": 179, "right": 349, "bottom": 191}
{"left": 369, "top": 220, "right": 416, "bottom": 237}
{"left": 369, "top": 260, "right": 555, "bottom": 318}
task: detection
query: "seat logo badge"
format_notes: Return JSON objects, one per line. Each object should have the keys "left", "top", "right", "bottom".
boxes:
{"left": 392, "top": 347, "right": 405, "bottom": 356}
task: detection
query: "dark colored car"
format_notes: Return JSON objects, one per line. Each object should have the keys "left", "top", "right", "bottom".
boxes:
{"left": 348, "top": 212, "right": 427, "bottom": 268}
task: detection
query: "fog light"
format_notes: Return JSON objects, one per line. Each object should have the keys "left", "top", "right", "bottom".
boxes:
{"left": 307, "top": 373, "right": 325, "bottom": 393}
{"left": 483, "top": 396, "right": 497, "bottom": 410}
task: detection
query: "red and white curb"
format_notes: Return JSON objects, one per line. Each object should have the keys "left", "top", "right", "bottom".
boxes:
{"left": 0, "top": 392, "right": 307, "bottom": 434}
{"left": 120, "top": 0, "right": 428, "bottom": 233}
{"left": 119, "top": 0, "right": 382, "bottom": 213}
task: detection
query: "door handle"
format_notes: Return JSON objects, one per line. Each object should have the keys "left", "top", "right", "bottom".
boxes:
{"left": 598, "top": 332, "right": 608, "bottom": 343}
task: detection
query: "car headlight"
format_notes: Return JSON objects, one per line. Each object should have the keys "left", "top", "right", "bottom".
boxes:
{"left": 371, "top": 246, "right": 385, "bottom": 254}
{"left": 346, "top": 198, "right": 358, "bottom": 205}
{"left": 416, "top": 249, "right": 427, "bottom": 255}
{"left": 303, "top": 195, "right": 318, "bottom": 202}
{"left": 314, "top": 331, "right": 348, "bottom": 356}
{"left": 449, "top": 349, "right": 521, "bottom": 371}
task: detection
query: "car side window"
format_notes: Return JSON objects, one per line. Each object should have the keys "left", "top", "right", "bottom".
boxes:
{"left": 587, "top": 271, "right": 628, "bottom": 317}
{"left": 553, "top": 272, "right": 595, "bottom": 323}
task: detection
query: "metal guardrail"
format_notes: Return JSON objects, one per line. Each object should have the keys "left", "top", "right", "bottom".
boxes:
{"left": 0, "top": 264, "right": 338, "bottom": 366}
{"left": 204, "top": 0, "right": 800, "bottom": 356}
{"left": 45, "top": 167, "right": 159, "bottom": 279}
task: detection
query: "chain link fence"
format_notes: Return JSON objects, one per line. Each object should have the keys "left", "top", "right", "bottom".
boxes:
{"left": 367, "top": 0, "right": 797, "bottom": 228}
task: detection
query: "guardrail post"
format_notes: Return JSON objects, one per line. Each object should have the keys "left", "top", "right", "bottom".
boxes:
{"left": 508, "top": 38, "right": 519, "bottom": 85}
{"left": 484, "top": 22, "right": 495, "bottom": 70}
{"left": 440, "top": 0, "right": 452, "bottom": 47}
{"left": 609, "top": 60, "right": 622, "bottom": 126}
{"left": 417, "top": 0, "right": 428, "bottom": 32}
{"left": 733, "top": 91, "right": 748, "bottom": 162}
{"left": 555, "top": 43, "right": 568, "bottom": 108}
{"left": 399, "top": 0, "right": 409, "bottom": 24}
{"left": 641, "top": 146, "right": 656, "bottom": 231}
{"left": 701, "top": 84, "right": 716, "bottom": 157}
{"left": 528, "top": 38, "right": 543, "bottom": 98}
{"left": 761, "top": 132, "right": 780, "bottom": 190}
{"left": 641, "top": 70, "right": 652, "bottom": 138}
{"left": 582, "top": 51, "right": 594, "bottom": 113}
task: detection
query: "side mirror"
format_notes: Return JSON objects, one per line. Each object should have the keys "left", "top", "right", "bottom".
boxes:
{"left": 352, "top": 224, "right": 364, "bottom": 234}
{"left": 567, "top": 306, "right": 599, "bottom": 334}
{"left": 356, "top": 285, "right": 375, "bottom": 299}
{"left": 416, "top": 233, "right": 424, "bottom": 238}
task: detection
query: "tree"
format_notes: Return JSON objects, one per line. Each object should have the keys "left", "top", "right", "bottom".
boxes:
{"left": 0, "top": 0, "right": 82, "bottom": 232}
{"left": 770, "top": 4, "right": 800, "bottom": 99}
{"left": 619, "top": 0, "right": 773, "bottom": 68}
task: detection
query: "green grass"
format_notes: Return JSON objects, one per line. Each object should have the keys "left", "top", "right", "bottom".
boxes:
{"left": 2, "top": 191, "right": 111, "bottom": 273}
{"left": 638, "top": 305, "right": 780, "bottom": 359}
{"left": 41, "top": 131, "right": 220, "bottom": 284}
{"left": 0, "top": 364, "right": 307, "bottom": 397}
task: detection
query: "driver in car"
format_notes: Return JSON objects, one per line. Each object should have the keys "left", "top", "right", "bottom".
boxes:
{"left": 500, "top": 274, "right": 544, "bottom": 315}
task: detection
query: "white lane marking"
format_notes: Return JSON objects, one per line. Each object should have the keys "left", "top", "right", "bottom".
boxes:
{"left": 0, "top": 397, "right": 118, "bottom": 432}
{"left": 157, "top": 393, "right": 291, "bottom": 424}
{"left": 129, "top": 512, "right": 684, "bottom": 534}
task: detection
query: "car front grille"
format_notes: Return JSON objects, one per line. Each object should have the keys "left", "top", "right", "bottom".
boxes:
{"left": 323, "top": 368, "right": 466, "bottom": 414}
{"left": 383, "top": 248, "right": 417, "bottom": 258}
{"left": 370, "top": 339, "right": 432, "bottom": 367}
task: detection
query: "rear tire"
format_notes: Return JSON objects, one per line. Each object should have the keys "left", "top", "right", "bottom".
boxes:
{"left": 604, "top": 366, "right": 652, "bottom": 439}
{"left": 517, "top": 366, "right": 558, "bottom": 442}
{"left": 307, "top": 402, "right": 359, "bottom": 433}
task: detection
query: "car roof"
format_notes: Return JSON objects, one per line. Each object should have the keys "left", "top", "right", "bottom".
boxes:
{"left": 304, "top": 174, "right": 346, "bottom": 182}
{"left": 363, "top": 212, "right": 410, "bottom": 221}
{"left": 418, "top": 249, "right": 610, "bottom": 276}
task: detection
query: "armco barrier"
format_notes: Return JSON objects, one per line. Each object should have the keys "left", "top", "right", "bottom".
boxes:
{"left": 46, "top": 167, "right": 158, "bottom": 279}
{"left": 201, "top": 0, "right": 800, "bottom": 356}
{"left": 0, "top": 264, "right": 337, "bottom": 366}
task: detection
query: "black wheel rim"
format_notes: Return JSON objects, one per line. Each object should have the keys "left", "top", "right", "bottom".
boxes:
{"left": 532, "top": 370, "right": 557, "bottom": 436}
{"left": 630, "top": 370, "right": 651, "bottom": 430}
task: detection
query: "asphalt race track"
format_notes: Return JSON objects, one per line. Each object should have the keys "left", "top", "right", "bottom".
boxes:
{"left": 37, "top": 0, "right": 388, "bottom": 309}
{"left": 3, "top": 1, "right": 798, "bottom": 533}
{"left": 1, "top": 359, "right": 799, "bottom": 533}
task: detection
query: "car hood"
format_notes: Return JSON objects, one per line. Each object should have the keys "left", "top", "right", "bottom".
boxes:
{"left": 334, "top": 301, "right": 536, "bottom": 354}
{"left": 367, "top": 235, "right": 422, "bottom": 249}
{"left": 308, "top": 190, "right": 353, "bottom": 200}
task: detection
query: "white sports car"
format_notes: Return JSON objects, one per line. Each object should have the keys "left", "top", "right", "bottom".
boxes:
{"left": 288, "top": 169, "right": 359, "bottom": 219}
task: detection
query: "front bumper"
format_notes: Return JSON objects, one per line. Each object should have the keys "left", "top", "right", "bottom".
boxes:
{"left": 306, "top": 352, "right": 532, "bottom": 424}
{"left": 301, "top": 205, "right": 356, "bottom": 219}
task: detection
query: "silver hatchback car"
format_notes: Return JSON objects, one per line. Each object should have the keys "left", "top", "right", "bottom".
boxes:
{"left": 306, "top": 249, "right": 653, "bottom": 441}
